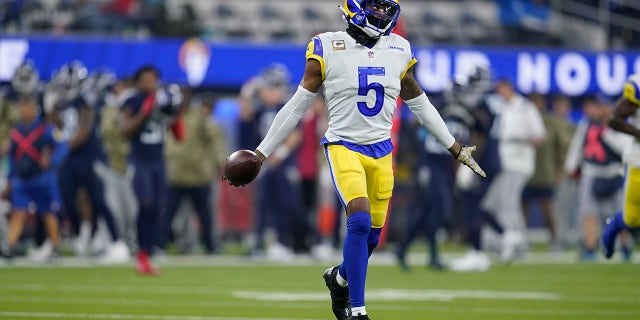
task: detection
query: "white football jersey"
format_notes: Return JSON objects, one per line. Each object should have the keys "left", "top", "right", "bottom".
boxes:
{"left": 622, "top": 73, "right": 640, "bottom": 167}
{"left": 306, "top": 31, "right": 416, "bottom": 145}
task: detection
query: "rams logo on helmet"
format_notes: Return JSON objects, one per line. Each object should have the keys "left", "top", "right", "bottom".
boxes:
{"left": 341, "top": 0, "right": 400, "bottom": 38}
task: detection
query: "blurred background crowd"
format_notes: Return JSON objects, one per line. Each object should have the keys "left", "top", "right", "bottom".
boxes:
{"left": 2, "top": 0, "right": 640, "bottom": 49}
{"left": 0, "top": 0, "right": 638, "bottom": 271}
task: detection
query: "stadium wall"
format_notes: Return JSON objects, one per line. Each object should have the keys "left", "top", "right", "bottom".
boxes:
{"left": 0, "top": 36, "right": 639, "bottom": 96}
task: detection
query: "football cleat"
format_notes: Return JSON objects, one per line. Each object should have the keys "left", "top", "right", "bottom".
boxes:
{"left": 602, "top": 213, "right": 624, "bottom": 259}
{"left": 323, "top": 266, "right": 351, "bottom": 320}
{"left": 349, "top": 314, "right": 371, "bottom": 320}
{"left": 340, "top": 0, "right": 400, "bottom": 38}
{"left": 428, "top": 259, "right": 447, "bottom": 271}
{"left": 450, "top": 250, "right": 490, "bottom": 272}
{"left": 136, "top": 250, "right": 160, "bottom": 276}
{"left": 98, "top": 240, "right": 131, "bottom": 265}
{"left": 500, "top": 231, "right": 525, "bottom": 264}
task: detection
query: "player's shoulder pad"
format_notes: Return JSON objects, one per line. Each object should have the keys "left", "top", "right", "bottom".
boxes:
{"left": 389, "top": 34, "right": 416, "bottom": 79}
{"left": 306, "top": 33, "right": 333, "bottom": 81}
{"left": 387, "top": 34, "right": 412, "bottom": 52}
{"left": 388, "top": 33, "right": 410, "bottom": 45}
{"left": 306, "top": 33, "right": 328, "bottom": 59}
{"left": 623, "top": 73, "right": 640, "bottom": 106}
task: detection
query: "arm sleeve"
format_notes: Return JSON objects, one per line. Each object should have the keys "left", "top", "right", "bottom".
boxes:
{"left": 404, "top": 93, "right": 455, "bottom": 149}
{"left": 255, "top": 85, "right": 317, "bottom": 157}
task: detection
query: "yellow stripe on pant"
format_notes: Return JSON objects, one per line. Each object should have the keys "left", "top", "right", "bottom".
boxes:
{"left": 324, "top": 144, "right": 394, "bottom": 228}
{"left": 624, "top": 166, "right": 640, "bottom": 227}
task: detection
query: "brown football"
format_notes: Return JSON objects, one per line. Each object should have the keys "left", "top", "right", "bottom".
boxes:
{"left": 223, "top": 150, "right": 261, "bottom": 186}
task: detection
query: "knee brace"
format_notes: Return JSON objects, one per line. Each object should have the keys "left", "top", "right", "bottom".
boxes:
{"left": 347, "top": 211, "right": 372, "bottom": 235}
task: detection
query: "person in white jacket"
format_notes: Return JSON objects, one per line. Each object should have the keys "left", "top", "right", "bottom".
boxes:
{"left": 481, "top": 79, "right": 546, "bottom": 262}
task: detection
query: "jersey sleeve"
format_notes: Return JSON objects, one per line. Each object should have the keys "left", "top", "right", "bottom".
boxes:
{"left": 623, "top": 75, "right": 640, "bottom": 106}
{"left": 305, "top": 36, "right": 326, "bottom": 81}
{"left": 400, "top": 39, "right": 417, "bottom": 80}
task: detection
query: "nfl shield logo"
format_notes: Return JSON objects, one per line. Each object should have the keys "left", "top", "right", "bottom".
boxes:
{"left": 368, "top": 51, "right": 374, "bottom": 58}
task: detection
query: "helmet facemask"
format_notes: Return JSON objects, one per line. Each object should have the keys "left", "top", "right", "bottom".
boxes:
{"left": 52, "top": 61, "right": 88, "bottom": 101}
{"left": 342, "top": 0, "right": 400, "bottom": 38}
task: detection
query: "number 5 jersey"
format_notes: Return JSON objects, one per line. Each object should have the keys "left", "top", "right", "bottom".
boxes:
{"left": 307, "top": 31, "right": 416, "bottom": 148}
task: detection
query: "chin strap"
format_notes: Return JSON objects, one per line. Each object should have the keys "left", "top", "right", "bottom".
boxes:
{"left": 346, "top": 23, "right": 379, "bottom": 48}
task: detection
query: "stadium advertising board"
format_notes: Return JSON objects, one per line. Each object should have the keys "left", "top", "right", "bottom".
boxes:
{"left": 0, "top": 37, "right": 638, "bottom": 96}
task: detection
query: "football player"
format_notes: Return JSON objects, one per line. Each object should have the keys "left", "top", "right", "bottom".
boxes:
{"left": 50, "top": 61, "right": 130, "bottom": 264}
{"left": 396, "top": 76, "right": 475, "bottom": 271}
{"left": 120, "top": 65, "right": 184, "bottom": 275}
{"left": 226, "top": 1, "right": 485, "bottom": 319}
{"left": 602, "top": 74, "right": 640, "bottom": 259}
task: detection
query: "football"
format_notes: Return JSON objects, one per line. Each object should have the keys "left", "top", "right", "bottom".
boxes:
{"left": 223, "top": 150, "right": 262, "bottom": 186}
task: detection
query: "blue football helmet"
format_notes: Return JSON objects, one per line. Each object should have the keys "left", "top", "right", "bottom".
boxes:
{"left": 447, "top": 66, "right": 493, "bottom": 110}
{"left": 81, "top": 67, "right": 118, "bottom": 106}
{"left": 258, "top": 62, "right": 291, "bottom": 88}
{"left": 11, "top": 60, "right": 40, "bottom": 95}
{"left": 341, "top": 0, "right": 401, "bottom": 38}
{"left": 51, "top": 60, "right": 88, "bottom": 101}
{"left": 156, "top": 83, "right": 183, "bottom": 117}
{"left": 86, "top": 66, "right": 117, "bottom": 94}
{"left": 467, "top": 65, "right": 493, "bottom": 94}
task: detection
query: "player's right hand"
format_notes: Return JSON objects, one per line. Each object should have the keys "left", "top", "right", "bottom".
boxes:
{"left": 456, "top": 145, "right": 486, "bottom": 178}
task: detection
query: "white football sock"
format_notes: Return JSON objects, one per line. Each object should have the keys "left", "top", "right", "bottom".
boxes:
{"left": 351, "top": 306, "right": 367, "bottom": 315}
{"left": 336, "top": 271, "right": 348, "bottom": 287}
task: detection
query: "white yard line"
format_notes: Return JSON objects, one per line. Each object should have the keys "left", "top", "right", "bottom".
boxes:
{"left": 0, "top": 295, "right": 324, "bottom": 310}
{"left": 3, "top": 284, "right": 638, "bottom": 305}
{"left": 234, "top": 289, "right": 561, "bottom": 302}
{"left": 1, "top": 304, "right": 637, "bottom": 319}
{"left": 0, "top": 312, "right": 323, "bottom": 320}
{"left": 0, "top": 283, "right": 228, "bottom": 295}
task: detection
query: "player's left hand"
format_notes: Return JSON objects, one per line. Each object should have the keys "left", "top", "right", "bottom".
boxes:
{"left": 454, "top": 145, "right": 486, "bottom": 178}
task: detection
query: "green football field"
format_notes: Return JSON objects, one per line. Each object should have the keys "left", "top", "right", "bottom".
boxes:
{"left": 0, "top": 256, "right": 639, "bottom": 320}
